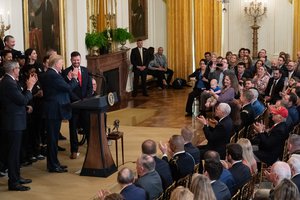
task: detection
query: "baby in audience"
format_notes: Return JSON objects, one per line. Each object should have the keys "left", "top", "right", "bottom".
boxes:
{"left": 205, "top": 79, "right": 221, "bottom": 108}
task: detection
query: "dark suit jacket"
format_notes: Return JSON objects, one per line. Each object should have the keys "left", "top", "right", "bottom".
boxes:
{"left": 135, "top": 170, "right": 163, "bottom": 200}
{"left": 203, "top": 116, "right": 233, "bottom": 159}
{"left": 0, "top": 75, "right": 32, "bottom": 131}
{"left": 220, "top": 168, "right": 236, "bottom": 195}
{"left": 211, "top": 180, "right": 231, "bottom": 200}
{"left": 40, "top": 68, "right": 77, "bottom": 120}
{"left": 184, "top": 142, "right": 200, "bottom": 164}
{"left": 130, "top": 47, "right": 149, "bottom": 71}
{"left": 120, "top": 184, "right": 147, "bottom": 200}
{"left": 240, "top": 103, "right": 255, "bottom": 130}
{"left": 162, "top": 152, "right": 195, "bottom": 181}
{"left": 188, "top": 68, "right": 209, "bottom": 90}
{"left": 264, "top": 77, "right": 284, "bottom": 104}
{"left": 292, "top": 174, "right": 300, "bottom": 193}
{"left": 253, "top": 122, "right": 289, "bottom": 166}
{"left": 229, "top": 161, "right": 251, "bottom": 195}
{"left": 62, "top": 66, "right": 92, "bottom": 102}
{"left": 154, "top": 156, "right": 173, "bottom": 190}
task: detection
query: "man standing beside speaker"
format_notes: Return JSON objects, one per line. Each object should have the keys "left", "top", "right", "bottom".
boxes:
{"left": 62, "top": 51, "right": 93, "bottom": 159}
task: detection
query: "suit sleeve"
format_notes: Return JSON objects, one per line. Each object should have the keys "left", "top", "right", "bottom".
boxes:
{"left": 203, "top": 124, "right": 225, "bottom": 142}
{"left": 6, "top": 82, "right": 32, "bottom": 106}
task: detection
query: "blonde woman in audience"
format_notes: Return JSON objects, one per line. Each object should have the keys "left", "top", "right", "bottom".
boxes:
{"left": 273, "top": 178, "right": 300, "bottom": 200}
{"left": 170, "top": 186, "right": 194, "bottom": 200}
{"left": 190, "top": 174, "right": 216, "bottom": 200}
{"left": 237, "top": 138, "right": 257, "bottom": 174}
{"left": 252, "top": 64, "right": 270, "bottom": 95}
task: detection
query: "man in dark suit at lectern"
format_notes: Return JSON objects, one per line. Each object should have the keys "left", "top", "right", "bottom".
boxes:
{"left": 130, "top": 39, "right": 149, "bottom": 97}
{"left": 40, "top": 55, "right": 78, "bottom": 173}
{"left": 62, "top": 51, "right": 92, "bottom": 159}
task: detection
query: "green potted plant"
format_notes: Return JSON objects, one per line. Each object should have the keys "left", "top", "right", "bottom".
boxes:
{"left": 112, "top": 28, "right": 133, "bottom": 50}
{"left": 85, "top": 32, "right": 108, "bottom": 56}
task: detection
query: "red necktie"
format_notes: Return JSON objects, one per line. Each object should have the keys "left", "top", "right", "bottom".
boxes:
{"left": 78, "top": 70, "right": 82, "bottom": 87}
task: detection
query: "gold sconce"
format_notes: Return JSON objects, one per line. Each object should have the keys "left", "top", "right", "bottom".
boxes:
{"left": 0, "top": 11, "right": 11, "bottom": 39}
{"left": 244, "top": 0, "right": 267, "bottom": 58}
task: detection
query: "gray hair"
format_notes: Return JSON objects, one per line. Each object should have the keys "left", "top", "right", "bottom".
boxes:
{"left": 218, "top": 103, "right": 231, "bottom": 117}
{"left": 272, "top": 161, "right": 291, "bottom": 184}
{"left": 249, "top": 88, "right": 259, "bottom": 101}
{"left": 3, "top": 61, "right": 19, "bottom": 73}
{"left": 138, "top": 154, "right": 156, "bottom": 172}
{"left": 288, "top": 154, "right": 300, "bottom": 174}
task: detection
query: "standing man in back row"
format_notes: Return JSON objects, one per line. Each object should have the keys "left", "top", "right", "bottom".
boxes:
{"left": 130, "top": 39, "right": 149, "bottom": 97}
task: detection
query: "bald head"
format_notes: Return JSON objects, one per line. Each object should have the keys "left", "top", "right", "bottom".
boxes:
{"left": 117, "top": 167, "right": 134, "bottom": 185}
{"left": 141, "top": 139, "right": 157, "bottom": 155}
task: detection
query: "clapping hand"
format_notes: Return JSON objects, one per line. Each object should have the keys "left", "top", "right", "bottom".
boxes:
{"left": 197, "top": 115, "right": 208, "bottom": 126}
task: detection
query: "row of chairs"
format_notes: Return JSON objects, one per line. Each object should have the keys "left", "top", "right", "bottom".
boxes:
{"left": 156, "top": 164, "right": 199, "bottom": 200}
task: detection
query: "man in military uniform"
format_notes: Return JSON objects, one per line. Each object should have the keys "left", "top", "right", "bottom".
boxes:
{"left": 159, "top": 135, "right": 195, "bottom": 181}
{"left": 239, "top": 89, "right": 255, "bottom": 134}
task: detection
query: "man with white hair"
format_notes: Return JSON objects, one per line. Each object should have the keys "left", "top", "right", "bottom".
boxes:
{"left": 288, "top": 154, "right": 300, "bottom": 192}
{"left": 249, "top": 88, "right": 265, "bottom": 118}
{"left": 255, "top": 161, "right": 291, "bottom": 199}
{"left": 197, "top": 103, "right": 233, "bottom": 159}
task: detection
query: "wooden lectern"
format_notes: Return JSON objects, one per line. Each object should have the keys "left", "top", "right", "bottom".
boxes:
{"left": 72, "top": 95, "right": 117, "bottom": 177}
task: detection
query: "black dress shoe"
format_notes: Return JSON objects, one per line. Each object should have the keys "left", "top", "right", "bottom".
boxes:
{"left": 19, "top": 178, "right": 32, "bottom": 184}
{"left": 59, "top": 165, "right": 68, "bottom": 169}
{"left": 21, "top": 161, "right": 32, "bottom": 167}
{"left": 9, "top": 184, "right": 30, "bottom": 191}
{"left": 143, "top": 93, "right": 149, "bottom": 97}
{"left": 49, "top": 167, "right": 68, "bottom": 173}
{"left": 57, "top": 146, "right": 66, "bottom": 151}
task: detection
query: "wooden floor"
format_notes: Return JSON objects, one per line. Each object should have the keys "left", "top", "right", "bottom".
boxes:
{"left": 0, "top": 85, "right": 206, "bottom": 199}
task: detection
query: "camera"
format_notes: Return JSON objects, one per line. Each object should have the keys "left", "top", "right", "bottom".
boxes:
{"left": 216, "top": 63, "right": 223, "bottom": 67}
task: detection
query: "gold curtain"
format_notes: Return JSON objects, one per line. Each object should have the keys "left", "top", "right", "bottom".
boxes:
{"left": 293, "top": 0, "right": 300, "bottom": 60}
{"left": 97, "top": 0, "right": 106, "bottom": 31}
{"left": 166, "top": 0, "right": 193, "bottom": 79}
{"left": 194, "top": 0, "right": 222, "bottom": 63}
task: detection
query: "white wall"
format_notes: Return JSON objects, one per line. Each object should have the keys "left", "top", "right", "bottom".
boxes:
{"left": 222, "top": 0, "right": 293, "bottom": 59}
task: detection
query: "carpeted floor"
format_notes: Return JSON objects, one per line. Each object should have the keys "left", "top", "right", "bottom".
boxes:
{"left": 0, "top": 122, "right": 180, "bottom": 200}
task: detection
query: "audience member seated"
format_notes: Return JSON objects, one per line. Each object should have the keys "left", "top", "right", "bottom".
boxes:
{"left": 204, "top": 159, "right": 231, "bottom": 200}
{"left": 190, "top": 174, "right": 217, "bottom": 200}
{"left": 254, "top": 161, "right": 291, "bottom": 200}
{"left": 273, "top": 178, "right": 300, "bottom": 200}
{"left": 264, "top": 69, "right": 285, "bottom": 104}
{"left": 281, "top": 93, "right": 299, "bottom": 132}
{"left": 181, "top": 126, "right": 200, "bottom": 164}
{"left": 252, "top": 105, "right": 289, "bottom": 166}
{"left": 288, "top": 134, "right": 300, "bottom": 156}
{"left": 205, "top": 79, "right": 221, "bottom": 108}
{"left": 249, "top": 88, "right": 265, "bottom": 118}
{"left": 117, "top": 167, "right": 146, "bottom": 200}
{"left": 147, "top": 47, "right": 167, "bottom": 89}
{"left": 252, "top": 64, "right": 270, "bottom": 95}
{"left": 203, "top": 151, "right": 236, "bottom": 195}
{"left": 288, "top": 154, "right": 300, "bottom": 192}
{"left": 281, "top": 76, "right": 299, "bottom": 96}
{"left": 235, "top": 62, "right": 252, "bottom": 84}
{"left": 237, "top": 138, "right": 257, "bottom": 174}
{"left": 239, "top": 90, "right": 255, "bottom": 132}
{"left": 159, "top": 135, "right": 195, "bottom": 181}
{"left": 197, "top": 103, "right": 233, "bottom": 159}
{"left": 135, "top": 154, "right": 163, "bottom": 200}
{"left": 141, "top": 139, "right": 173, "bottom": 190}
{"left": 185, "top": 59, "right": 209, "bottom": 116}
{"left": 226, "top": 143, "right": 251, "bottom": 195}
{"left": 287, "top": 61, "right": 300, "bottom": 80}
{"left": 170, "top": 186, "right": 194, "bottom": 200}
{"left": 154, "top": 47, "right": 174, "bottom": 86}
